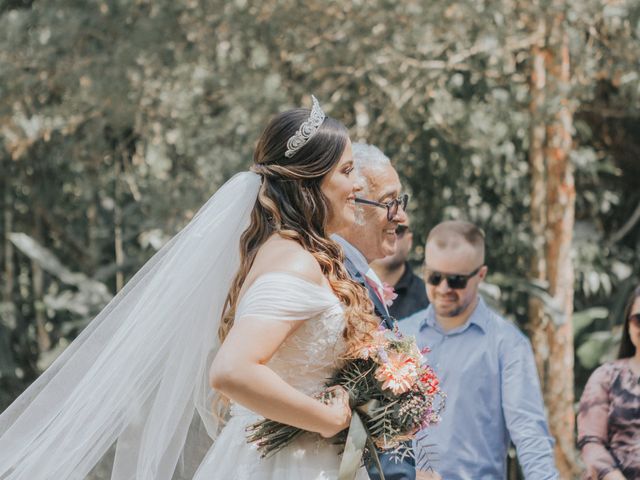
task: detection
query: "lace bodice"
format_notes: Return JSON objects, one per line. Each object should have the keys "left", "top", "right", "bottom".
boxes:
{"left": 201, "top": 273, "right": 371, "bottom": 480}
{"left": 235, "top": 272, "right": 346, "bottom": 394}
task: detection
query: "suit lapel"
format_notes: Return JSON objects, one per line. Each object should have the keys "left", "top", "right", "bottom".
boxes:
{"left": 369, "top": 286, "right": 392, "bottom": 326}
{"left": 343, "top": 255, "right": 394, "bottom": 329}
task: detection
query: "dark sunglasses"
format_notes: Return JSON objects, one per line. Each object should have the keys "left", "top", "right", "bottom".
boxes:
{"left": 354, "top": 193, "right": 409, "bottom": 221}
{"left": 396, "top": 224, "right": 411, "bottom": 237}
{"left": 630, "top": 313, "right": 640, "bottom": 326}
{"left": 425, "top": 265, "right": 483, "bottom": 290}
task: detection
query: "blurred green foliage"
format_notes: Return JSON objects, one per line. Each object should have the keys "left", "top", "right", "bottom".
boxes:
{"left": 0, "top": 2, "right": 639, "bottom": 471}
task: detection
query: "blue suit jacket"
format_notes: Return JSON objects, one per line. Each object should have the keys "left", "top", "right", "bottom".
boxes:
{"left": 342, "top": 255, "right": 394, "bottom": 329}
{"left": 341, "top": 249, "right": 416, "bottom": 480}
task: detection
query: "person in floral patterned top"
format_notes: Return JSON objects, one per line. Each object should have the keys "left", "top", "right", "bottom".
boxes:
{"left": 578, "top": 285, "right": 640, "bottom": 480}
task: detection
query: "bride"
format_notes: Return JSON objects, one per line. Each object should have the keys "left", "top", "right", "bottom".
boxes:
{"left": 0, "top": 97, "right": 379, "bottom": 479}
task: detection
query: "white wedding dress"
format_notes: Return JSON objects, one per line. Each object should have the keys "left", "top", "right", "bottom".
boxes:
{"left": 0, "top": 173, "right": 371, "bottom": 480}
{"left": 193, "top": 272, "right": 369, "bottom": 480}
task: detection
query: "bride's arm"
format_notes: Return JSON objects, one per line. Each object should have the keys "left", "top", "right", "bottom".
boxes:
{"left": 210, "top": 316, "right": 349, "bottom": 438}
{"left": 210, "top": 241, "right": 350, "bottom": 438}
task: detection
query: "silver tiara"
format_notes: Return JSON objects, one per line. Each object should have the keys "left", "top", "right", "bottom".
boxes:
{"left": 284, "top": 95, "right": 326, "bottom": 158}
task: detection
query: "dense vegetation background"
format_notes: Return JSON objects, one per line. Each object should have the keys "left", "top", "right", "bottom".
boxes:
{"left": 1, "top": 0, "right": 639, "bottom": 477}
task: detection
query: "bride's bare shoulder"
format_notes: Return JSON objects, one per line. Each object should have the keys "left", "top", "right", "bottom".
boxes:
{"left": 249, "top": 235, "right": 325, "bottom": 287}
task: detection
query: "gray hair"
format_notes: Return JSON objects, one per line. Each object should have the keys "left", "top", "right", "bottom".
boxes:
{"left": 351, "top": 143, "right": 392, "bottom": 225}
{"left": 351, "top": 143, "right": 392, "bottom": 195}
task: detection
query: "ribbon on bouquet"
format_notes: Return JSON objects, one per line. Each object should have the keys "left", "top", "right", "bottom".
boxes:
{"left": 337, "top": 399, "right": 385, "bottom": 480}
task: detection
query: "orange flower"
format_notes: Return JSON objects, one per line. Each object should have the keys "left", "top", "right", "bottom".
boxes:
{"left": 375, "top": 352, "right": 419, "bottom": 395}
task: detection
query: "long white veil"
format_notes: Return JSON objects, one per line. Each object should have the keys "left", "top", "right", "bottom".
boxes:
{"left": 0, "top": 172, "right": 262, "bottom": 480}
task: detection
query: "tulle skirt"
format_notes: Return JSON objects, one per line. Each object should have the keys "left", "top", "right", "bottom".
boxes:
{"left": 193, "top": 406, "right": 369, "bottom": 480}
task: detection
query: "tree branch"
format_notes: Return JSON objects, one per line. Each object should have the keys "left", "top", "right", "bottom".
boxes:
{"left": 610, "top": 201, "right": 640, "bottom": 244}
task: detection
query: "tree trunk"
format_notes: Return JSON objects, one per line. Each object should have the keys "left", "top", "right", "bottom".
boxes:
{"left": 87, "top": 201, "right": 98, "bottom": 270}
{"left": 3, "top": 196, "right": 13, "bottom": 303}
{"left": 114, "top": 160, "right": 124, "bottom": 292}
{"left": 528, "top": 9, "right": 578, "bottom": 479}
{"left": 2, "top": 158, "right": 16, "bottom": 325}
{"left": 31, "top": 213, "right": 51, "bottom": 352}
{"left": 529, "top": 28, "right": 549, "bottom": 384}
{"left": 1, "top": 157, "right": 17, "bottom": 375}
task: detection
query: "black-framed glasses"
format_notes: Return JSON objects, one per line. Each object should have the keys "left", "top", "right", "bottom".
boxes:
{"left": 396, "top": 224, "right": 411, "bottom": 238}
{"left": 425, "top": 265, "right": 483, "bottom": 290}
{"left": 354, "top": 194, "right": 409, "bottom": 221}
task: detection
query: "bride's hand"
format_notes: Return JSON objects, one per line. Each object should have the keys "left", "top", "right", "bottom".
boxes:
{"left": 319, "top": 386, "right": 351, "bottom": 438}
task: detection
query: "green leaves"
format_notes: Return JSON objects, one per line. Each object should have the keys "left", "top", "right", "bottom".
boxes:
{"left": 1, "top": 0, "right": 639, "bottom": 431}
{"left": 576, "top": 329, "right": 620, "bottom": 370}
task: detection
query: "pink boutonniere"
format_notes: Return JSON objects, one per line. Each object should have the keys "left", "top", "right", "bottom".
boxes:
{"left": 381, "top": 282, "right": 398, "bottom": 307}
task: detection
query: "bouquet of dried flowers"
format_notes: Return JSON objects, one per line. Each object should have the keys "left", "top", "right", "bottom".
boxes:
{"left": 246, "top": 325, "right": 444, "bottom": 477}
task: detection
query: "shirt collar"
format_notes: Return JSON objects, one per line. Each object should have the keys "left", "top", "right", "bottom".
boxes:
{"left": 423, "top": 295, "right": 488, "bottom": 335}
{"left": 331, "top": 234, "right": 392, "bottom": 320}
{"left": 364, "top": 268, "right": 384, "bottom": 289}
{"left": 331, "top": 234, "right": 370, "bottom": 275}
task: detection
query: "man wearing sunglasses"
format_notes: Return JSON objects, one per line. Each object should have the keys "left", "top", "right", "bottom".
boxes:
{"left": 333, "top": 143, "right": 437, "bottom": 480}
{"left": 400, "top": 220, "right": 559, "bottom": 480}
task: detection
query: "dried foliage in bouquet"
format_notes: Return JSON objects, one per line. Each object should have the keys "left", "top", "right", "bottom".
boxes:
{"left": 246, "top": 325, "right": 445, "bottom": 479}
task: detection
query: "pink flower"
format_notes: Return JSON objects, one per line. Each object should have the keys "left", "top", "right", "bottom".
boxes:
{"left": 375, "top": 352, "right": 419, "bottom": 395}
{"left": 382, "top": 283, "right": 398, "bottom": 307}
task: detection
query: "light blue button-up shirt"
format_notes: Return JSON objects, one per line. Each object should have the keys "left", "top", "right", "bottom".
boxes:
{"left": 400, "top": 298, "right": 559, "bottom": 480}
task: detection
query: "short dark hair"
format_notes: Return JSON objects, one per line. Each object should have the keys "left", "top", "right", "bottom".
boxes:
{"left": 426, "top": 220, "right": 485, "bottom": 262}
{"left": 619, "top": 285, "right": 640, "bottom": 359}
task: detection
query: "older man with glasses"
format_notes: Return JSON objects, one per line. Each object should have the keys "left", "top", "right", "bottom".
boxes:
{"left": 333, "top": 143, "right": 442, "bottom": 480}
{"left": 333, "top": 143, "right": 410, "bottom": 331}
{"left": 400, "top": 220, "right": 559, "bottom": 480}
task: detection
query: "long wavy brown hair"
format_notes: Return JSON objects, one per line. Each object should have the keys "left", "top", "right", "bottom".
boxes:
{"left": 218, "top": 106, "right": 379, "bottom": 359}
